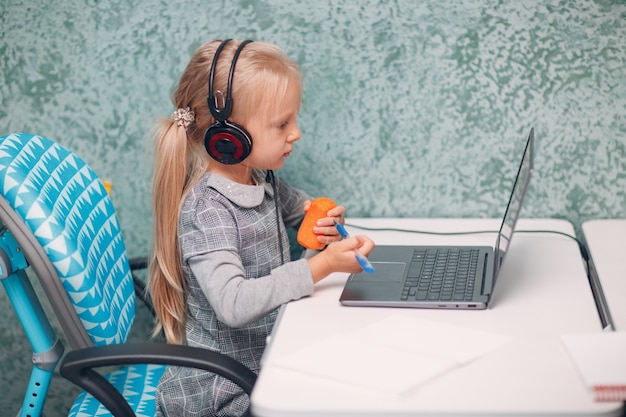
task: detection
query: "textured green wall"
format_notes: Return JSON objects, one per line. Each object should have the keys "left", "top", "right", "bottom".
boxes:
{"left": 1, "top": 0, "right": 625, "bottom": 415}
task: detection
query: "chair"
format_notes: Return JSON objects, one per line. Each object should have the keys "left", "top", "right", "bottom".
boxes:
{"left": 0, "top": 132, "right": 257, "bottom": 417}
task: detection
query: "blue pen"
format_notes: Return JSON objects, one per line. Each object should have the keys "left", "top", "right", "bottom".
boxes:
{"left": 334, "top": 220, "right": 375, "bottom": 273}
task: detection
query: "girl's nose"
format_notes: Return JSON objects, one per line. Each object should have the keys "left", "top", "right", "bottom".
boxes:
{"left": 289, "top": 125, "right": 302, "bottom": 142}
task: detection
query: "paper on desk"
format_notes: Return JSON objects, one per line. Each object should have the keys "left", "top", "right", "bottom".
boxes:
{"left": 273, "top": 315, "right": 512, "bottom": 396}
{"left": 561, "top": 331, "right": 626, "bottom": 402}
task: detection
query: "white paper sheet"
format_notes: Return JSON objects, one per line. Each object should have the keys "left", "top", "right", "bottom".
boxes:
{"left": 273, "top": 315, "right": 512, "bottom": 396}
{"left": 561, "top": 331, "right": 626, "bottom": 387}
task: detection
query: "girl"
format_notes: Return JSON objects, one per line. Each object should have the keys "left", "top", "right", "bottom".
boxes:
{"left": 148, "top": 39, "right": 374, "bottom": 417}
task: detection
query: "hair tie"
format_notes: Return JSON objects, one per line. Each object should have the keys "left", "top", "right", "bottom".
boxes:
{"left": 171, "top": 106, "right": 195, "bottom": 130}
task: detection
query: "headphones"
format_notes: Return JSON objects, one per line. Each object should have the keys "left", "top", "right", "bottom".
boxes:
{"left": 204, "top": 39, "right": 254, "bottom": 165}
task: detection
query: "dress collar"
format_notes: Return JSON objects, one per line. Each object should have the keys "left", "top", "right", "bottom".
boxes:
{"left": 204, "top": 169, "right": 274, "bottom": 208}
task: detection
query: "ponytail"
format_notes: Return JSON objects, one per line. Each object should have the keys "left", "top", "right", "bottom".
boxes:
{"left": 149, "top": 121, "right": 186, "bottom": 344}
{"left": 149, "top": 119, "right": 206, "bottom": 344}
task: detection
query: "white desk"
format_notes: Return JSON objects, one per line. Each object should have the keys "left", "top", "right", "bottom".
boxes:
{"left": 251, "top": 218, "right": 624, "bottom": 417}
{"left": 582, "top": 219, "right": 626, "bottom": 331}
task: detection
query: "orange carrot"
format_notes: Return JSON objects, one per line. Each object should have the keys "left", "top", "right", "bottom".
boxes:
{"left": 297, "top": 197, "right": 336, "bottom": 250}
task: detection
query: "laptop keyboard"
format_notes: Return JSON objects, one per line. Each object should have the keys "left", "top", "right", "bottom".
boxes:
{"left": 401, "top": 248, "right": 480, "bottom": 302}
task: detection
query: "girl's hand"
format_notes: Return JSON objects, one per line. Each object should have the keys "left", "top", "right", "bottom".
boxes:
{"left": 307, "top": 235, "right": 375, "bottom": 283}
{"left": 302, "top": 201, "right": 346, "bottom": 246}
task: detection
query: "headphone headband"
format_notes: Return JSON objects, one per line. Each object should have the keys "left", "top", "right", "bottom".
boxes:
{"left": 207, "top": 39, "right": 253, "bottom": 122}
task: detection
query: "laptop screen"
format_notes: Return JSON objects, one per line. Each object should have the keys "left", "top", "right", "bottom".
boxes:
{"left": 494, "top": 128, "right": 535, "bottom": 278}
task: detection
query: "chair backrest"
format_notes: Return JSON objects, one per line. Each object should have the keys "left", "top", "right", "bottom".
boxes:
{"left": 0, "top": 132, "right": 136, "bottom": 349}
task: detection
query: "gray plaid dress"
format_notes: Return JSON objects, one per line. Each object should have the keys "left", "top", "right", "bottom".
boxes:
{"left": 156, "top": 170, "right": 314, "bottom": 417}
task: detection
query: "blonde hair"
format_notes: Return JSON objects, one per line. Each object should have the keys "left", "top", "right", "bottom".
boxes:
{"left": 148, "top": 39, "right": 302, "bottom": 344}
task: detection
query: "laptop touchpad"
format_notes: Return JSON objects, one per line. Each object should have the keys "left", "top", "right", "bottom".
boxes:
{"left": 351, "top": 262, "right": 406, "bottom": 283}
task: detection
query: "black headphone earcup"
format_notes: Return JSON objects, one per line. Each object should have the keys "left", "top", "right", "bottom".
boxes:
{"left": 204, "top": 121, "right": 253, "bottom": 164}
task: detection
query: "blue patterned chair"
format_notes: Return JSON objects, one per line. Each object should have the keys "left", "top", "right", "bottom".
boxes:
{"left": 0, "top": 132, "right": 256, "bottom": 417}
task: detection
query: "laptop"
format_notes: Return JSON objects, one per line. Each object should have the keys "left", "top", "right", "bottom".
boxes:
{"left": 339, "top": 128, "right": 534, "bottom": 309}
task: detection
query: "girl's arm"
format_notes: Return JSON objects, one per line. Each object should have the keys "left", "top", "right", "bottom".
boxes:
{"left": 190, "top": 251, "right": 314, "bottom": 328}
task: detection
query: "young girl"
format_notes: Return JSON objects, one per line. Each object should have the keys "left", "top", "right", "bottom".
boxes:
{"left": 148, "top": 39, "right": 375, "bottom": 417}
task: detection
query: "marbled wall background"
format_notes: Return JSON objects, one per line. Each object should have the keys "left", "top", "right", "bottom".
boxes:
{"left": 1, "top": 0, "right": 625, "bottom": 415}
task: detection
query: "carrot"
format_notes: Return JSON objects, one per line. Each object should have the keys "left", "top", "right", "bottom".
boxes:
{"left": 297, "top": 197, "right": 336, "bottom": 250}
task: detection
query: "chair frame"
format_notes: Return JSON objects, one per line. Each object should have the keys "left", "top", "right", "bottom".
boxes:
{"left": 1, "top": 223, "right": 63, "bottom": 417}
{"left": 60, "top": 343, "right": 256, "bottom": 417}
